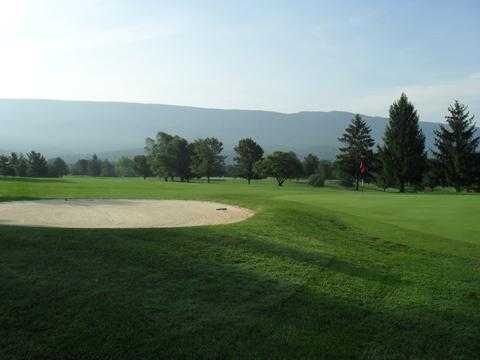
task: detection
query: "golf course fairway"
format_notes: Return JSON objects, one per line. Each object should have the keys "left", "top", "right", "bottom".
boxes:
{"left": 0, "top": 176, "right": 479, "bottom": 359}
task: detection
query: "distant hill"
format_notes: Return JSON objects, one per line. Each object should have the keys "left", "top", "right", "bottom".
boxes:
{"left": 0, "top": 99, "right": 447, "bottom": 162}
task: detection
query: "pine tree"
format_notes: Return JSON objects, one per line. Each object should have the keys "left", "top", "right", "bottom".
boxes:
{"left": 433, "top": 101, "right": 478, "bottom": 192}
{"left": 336, "top": 114, "right": 375, "bottom": 190}
{"left": 0, "top": 155, "right": 14, "bottom": 176}
{"left": 381, "top": 93, "right": 427, "bottom": 192}
{"left": 26, "top": 151, "right": 49, "bottom": 177}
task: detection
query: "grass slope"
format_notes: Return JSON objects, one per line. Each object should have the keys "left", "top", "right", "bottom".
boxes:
{"left": 0, "top": 177, "right": 479, "bottom": 359}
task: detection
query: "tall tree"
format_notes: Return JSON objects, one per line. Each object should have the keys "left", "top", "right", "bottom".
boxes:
{"left": 303, "top": 153, "right": 320, "bottom": 177}
{"left": 191, "top": 137, "right": 225, "bottom": 183}
{"left": 133, "top": 155, "right": 152, "bottom": 179}
{"left": 381, "top": 93, "right": 427, "bottom": 192}
{"left": 258, "top": 151, "right": 302, "bottom": 186}
{"left": 171, "top": 136, "right": 193, "bottom": 182}
{"left": 336, "top": 114, "right": 375, "bottom": 190}
{"left": 375, "top": 146, "right": 395, "bottom": 191}
{"left": 26, "top": 151, "right": 49, "bottom": 177}
{"left": 145, "top": 132, "right": 176, "bottom": 181}
{"left": 433, "top": 101, "right": 478, "bottom": 192}
{"left": 234, "top": 138, "right": 264, "bottom": 184}
{"left": 48, "top": 157, "right": 69, "bottom": 178}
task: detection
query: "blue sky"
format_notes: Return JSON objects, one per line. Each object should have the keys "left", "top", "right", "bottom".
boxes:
{"left": 0, "top": 0, "right": 478, "bottom": 122}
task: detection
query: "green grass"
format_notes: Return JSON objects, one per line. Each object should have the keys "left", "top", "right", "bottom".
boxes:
{"left": 1, "top": 176, "right": 479, "bottom": 359}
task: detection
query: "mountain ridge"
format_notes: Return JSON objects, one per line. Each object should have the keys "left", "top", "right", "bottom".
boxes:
{"left": 0, "top": 99, "right": 456, "bottom": 162}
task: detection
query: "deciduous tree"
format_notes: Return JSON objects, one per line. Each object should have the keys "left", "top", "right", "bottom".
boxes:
{"left": 133, "top": 155, "right": 152, "bottom": 179}
{"left": 191, "top": 137, "right": 225, "bottom": 183}
{"left": 234, "top": 138, "right": 264, "bottom": 184}
{"left": 260, "top": 151, "right": 302, "bottom": 186}
{"left": 48, "top": 157, "right": 69, "bottom": 177}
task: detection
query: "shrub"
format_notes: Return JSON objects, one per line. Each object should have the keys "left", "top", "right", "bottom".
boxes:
{"left": 308, "top": 173, "right": 325, "bottom": 187}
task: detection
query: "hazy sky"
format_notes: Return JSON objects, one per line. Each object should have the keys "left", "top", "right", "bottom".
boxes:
{"left": 1, "top": 0, "right": 479, "bottom": 122}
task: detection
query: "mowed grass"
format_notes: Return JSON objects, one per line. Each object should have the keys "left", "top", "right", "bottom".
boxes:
{"left": 0, "top": 176, "right": 479, "bottom": 359}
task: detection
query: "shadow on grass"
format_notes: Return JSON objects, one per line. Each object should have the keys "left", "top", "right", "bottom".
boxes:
{"left": 0, "top": 224, "right": 479, "bottom": 359}
{"left": 0, "top": 176, "right": 72, "bottom": 184}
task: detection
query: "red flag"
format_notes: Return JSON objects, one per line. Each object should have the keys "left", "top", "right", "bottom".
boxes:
{"left": 359, "top": 160, "right": 366, "bottom": 175}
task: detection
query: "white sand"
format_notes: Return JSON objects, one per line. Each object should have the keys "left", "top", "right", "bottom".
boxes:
{"left": 0, "top": 199, "right": 254, "bottom": 229}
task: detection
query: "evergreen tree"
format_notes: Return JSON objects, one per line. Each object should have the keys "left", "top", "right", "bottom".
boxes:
{"left": 191, "top": 137, "right": 225, "bottom": 183}
{"left": 303, "top": 154, "right": 320, "bottom": 177}
{"left": 375, "top": 146, "right": 395, "bottom": 191}
{"left": 26, "top": 151, "right": 49, "bottom": 177}
{"left": 9, "top": 153, "right": 19, "bottom": 175}
{"left": 433, "top": 101, "right": 478, "bottom": 192}
{"left": 336, "top": 114, "right": 375, "bottom": 190}
{"left": 0, "top": 155, "right": 14, "bottom": 176}
{"left": 381, "top": 93, "right": 427, "bottom": 192}
{"left": 234, "top": 138, "right": 264, "bottom": 184}
{"left": 10, "top": 153, "right": 28, "bottom": 177}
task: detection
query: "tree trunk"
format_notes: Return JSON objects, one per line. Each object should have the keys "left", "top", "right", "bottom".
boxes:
{"left": 207, "top": 176, "right": 210, "bottom": 183}
{"left": 355, "top": 176, "right": 359, "bottom": 191}
{"left": 248, "top": 178, "right": 251, "bottom": 185}
{"left": 164, "top": 177, "right": 168, "bottom": 182}
{"left": 399, "top": 181, "right": 405, "bottom": 193}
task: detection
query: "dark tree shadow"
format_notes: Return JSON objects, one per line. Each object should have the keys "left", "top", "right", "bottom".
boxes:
{"left": 0, "top": 221, "right": 478, "bottom": 359}
{"left": 0, "top": 176, "right": 72, "bottom": 184}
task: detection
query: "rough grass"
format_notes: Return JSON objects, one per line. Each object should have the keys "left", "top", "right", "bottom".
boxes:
{"left": 0, "top": 176, "right": 479, "bottom": 359}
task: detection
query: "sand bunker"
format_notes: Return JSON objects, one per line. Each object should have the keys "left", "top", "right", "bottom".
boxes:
{"left": 0, "top": 199, "right": 254, "bottom": 229}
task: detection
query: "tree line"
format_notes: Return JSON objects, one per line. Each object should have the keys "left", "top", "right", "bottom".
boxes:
{"left": 0, "top": 151, "right": 68, "bottom": 178}
{"left": 0, "top": 152, "right": 154, "bottom": 179}
{"left": 144, "top": 132, "right": 333, "bottom": 186}
{"left": 336, "top": 94, "right": 479, "bottom": 192}
{"left": 1, "top": 93, "right": 477, "bottom": 192}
